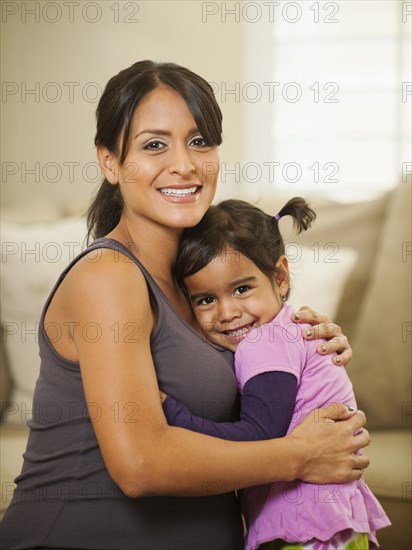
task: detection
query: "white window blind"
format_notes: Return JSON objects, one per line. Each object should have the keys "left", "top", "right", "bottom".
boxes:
{"left": 242, "top": 0, "right": 411, "bottom": 202}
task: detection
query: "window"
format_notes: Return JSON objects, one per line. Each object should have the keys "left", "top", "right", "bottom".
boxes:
{"left": 242, "top": 0, "right": 411, "bottom": 202}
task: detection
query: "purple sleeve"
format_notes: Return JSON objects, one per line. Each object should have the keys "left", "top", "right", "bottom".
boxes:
{"left": 162, "top": 371, "right": 297, "bottom": 441}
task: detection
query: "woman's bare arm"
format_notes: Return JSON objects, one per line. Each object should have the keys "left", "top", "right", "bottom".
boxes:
{"left": 63, "top": 250, "right": 369, "bottom": 498}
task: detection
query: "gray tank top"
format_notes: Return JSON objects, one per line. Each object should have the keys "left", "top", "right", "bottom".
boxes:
{"left": 1, "top": 238, "right": 244, "bottom": 550}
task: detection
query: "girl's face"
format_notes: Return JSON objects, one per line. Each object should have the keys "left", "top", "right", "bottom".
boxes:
{"left": 98, "top": 86, "right": 220, "bottom": 232}
{"left": 185, "top": 249, "right": 289, "bottom": 351}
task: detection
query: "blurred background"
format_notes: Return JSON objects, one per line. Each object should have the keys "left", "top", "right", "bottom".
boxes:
{"left": 1, "top": 2, "right": 411, "bottom": 548}
{"left": 1, "top": 0, "right": 410, "bottom": 213}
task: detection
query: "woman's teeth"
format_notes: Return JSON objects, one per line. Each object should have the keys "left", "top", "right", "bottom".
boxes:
{"left": 159, "top": 187, "right": 198, "bottom": 196}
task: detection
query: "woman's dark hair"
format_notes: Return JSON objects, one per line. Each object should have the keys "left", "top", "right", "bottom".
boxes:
{"left": 87, "top": 60, "right": 223, "bottom": 242}
{"left": 175, "top": 197, "right": 316, "bottom": 300}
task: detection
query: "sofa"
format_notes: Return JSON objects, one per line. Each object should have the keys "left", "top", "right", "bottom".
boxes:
{"left": 1, "top": 182, "right": 411, "bottom": 549}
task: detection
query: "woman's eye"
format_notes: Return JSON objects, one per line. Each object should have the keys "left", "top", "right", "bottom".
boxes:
{"left": 235, "top": 286, "right": 250, "bottom": 295}
{"left": 190, "top": 136, "right": 207, "bottom": 148}
{"left": 144, "top": 140, "right": 166, "bottom": 151}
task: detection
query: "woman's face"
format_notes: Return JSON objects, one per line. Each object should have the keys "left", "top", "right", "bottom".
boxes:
{"left": 99, "top": 85, "right": 220, "bottom": 231}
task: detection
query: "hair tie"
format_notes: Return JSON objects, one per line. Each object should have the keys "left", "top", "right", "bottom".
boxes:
{"left": 274, "top": 213, "right": 281, "bottom": 221}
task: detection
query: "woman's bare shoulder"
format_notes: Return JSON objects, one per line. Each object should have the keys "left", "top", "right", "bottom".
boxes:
{"left": 66, "top": 247, "right": 148, "bottom": 295}
{"left": 49, "top": 247, "right": 152, "bottom": 335}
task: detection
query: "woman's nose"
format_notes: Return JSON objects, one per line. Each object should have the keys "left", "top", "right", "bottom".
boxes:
{"left": 167, "top": 144, "right": 195, "bottom": 178}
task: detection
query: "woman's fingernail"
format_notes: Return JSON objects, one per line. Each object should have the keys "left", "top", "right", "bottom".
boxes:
{"left": 321, "top": 345, "right": 327, "bottom": 352}
{"left": 335, "top": 356, "right": 341, "bottom": 363}
{"left": 347, "top": 405, "right": 355, "bottom": 412}
{"left": 306, "top": 329, "right": 313, "bottom": 337}
{"left": 294, "top": 313, "right": 300, "bottom": 320}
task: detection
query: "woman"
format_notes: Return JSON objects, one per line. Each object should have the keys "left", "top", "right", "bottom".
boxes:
{"left": 0, "top": 61, "right": 369, "bottom": 550}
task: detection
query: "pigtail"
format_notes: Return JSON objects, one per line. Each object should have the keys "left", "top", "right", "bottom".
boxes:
{"left": 276, "top": 197, "right": 316, "bottom": 234}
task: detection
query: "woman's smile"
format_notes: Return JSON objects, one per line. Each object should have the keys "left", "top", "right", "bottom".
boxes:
{"left": 158, "top": 184, "right": 202, "bottom": 202}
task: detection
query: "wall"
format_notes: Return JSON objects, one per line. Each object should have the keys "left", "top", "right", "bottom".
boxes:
{"left": 1, "top": 1, "right": 246, "bottom": 217}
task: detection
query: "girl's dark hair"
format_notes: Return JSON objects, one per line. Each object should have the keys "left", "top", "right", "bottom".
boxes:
{"left": 87, "top": 60, "right": 223, "bottom": 242}
{"left": 175, "top": 197, "right": 316, "bottom": 300}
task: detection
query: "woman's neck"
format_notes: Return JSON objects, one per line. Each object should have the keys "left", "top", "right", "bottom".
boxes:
{"left": 108, "top": 215, "right": 182, "bottom": 280}
{"left": 108, "top": 214, "right": 197, "bottom": 324}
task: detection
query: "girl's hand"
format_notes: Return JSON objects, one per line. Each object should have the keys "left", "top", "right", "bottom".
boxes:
{"left": 287, "top": 402, "right": 370, "bottom": 484}
{"left": 291, "top": 305, "right": 352, "bottom": 366}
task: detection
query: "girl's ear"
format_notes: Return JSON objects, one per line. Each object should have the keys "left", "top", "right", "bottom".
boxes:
{"left": 96, "top": 145, "right": 119, "bottom": 185}
{"left": 275, "top": 255, "right": 290, "bottom": 298}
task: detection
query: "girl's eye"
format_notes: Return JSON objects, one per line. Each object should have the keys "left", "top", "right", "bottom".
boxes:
{"left": 197, "top": 296, "right": 215, "bottom": 306}
{"left": 235, "top": 286, "right": 250, "bottom": 295}
{"left": 143, "top": 140, "right": 166, "bottom": 151}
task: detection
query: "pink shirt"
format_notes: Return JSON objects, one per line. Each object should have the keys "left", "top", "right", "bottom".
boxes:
{"left": 235, "top": 304, "right": 390, "bottom": 550}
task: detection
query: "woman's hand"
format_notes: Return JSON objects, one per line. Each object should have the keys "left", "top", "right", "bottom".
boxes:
{"left": 291, "top": 305, "right": 352, "bottom": 366}
{"left": 287, "top": 402, "right": 370, "bottom": 484}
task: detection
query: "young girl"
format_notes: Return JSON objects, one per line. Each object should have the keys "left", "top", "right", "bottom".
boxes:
{"left": 162, "top": 197, "right": 391, "bottom": 550}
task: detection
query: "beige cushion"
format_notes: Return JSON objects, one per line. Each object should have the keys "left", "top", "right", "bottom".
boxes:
{"left": 364, "top": 430, "right": 412, "bottom": 500}
{"left": 286, "top": 245, "right": 358, "bottom": 320}
{"left": 372, "top": 498, "right": 412, "bottom": 550}
{"left": 0, "top": 217, "right": 87, "bottom": 422}
{"left": 348, "top": 183, "right": 412, "bottom": 429}
{"left": 0, "top": 344, "right": 12, "bottom": 417}
{"left": 254, "top": 193, "right": 389, "bottom": 343}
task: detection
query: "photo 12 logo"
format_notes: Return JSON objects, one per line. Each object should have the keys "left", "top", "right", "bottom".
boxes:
{"left": 201, "top": 2, "right": 340, "bottom": 24}
{"left": 218, "top": 161, "right": 340, "bottom": 185}
{"left": 2, "top": 82, "right": 102, "bottom": 103}
{"left": 209, "top": 81, "right": 340, "bottom": 104}
{"left": 1, "top": 1, "right": 140, "bottom": 24}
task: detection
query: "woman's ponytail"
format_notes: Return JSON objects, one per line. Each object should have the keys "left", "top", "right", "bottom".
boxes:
{"left": 86, "top": 179, "right": 123, "bottom": 243}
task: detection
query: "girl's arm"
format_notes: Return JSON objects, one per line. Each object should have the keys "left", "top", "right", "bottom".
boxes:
{"left": 162, "top": 371, "right": 297, "bottom": 441}
{"left": 64, "top": 249, "right": 370, "bottom": 498}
